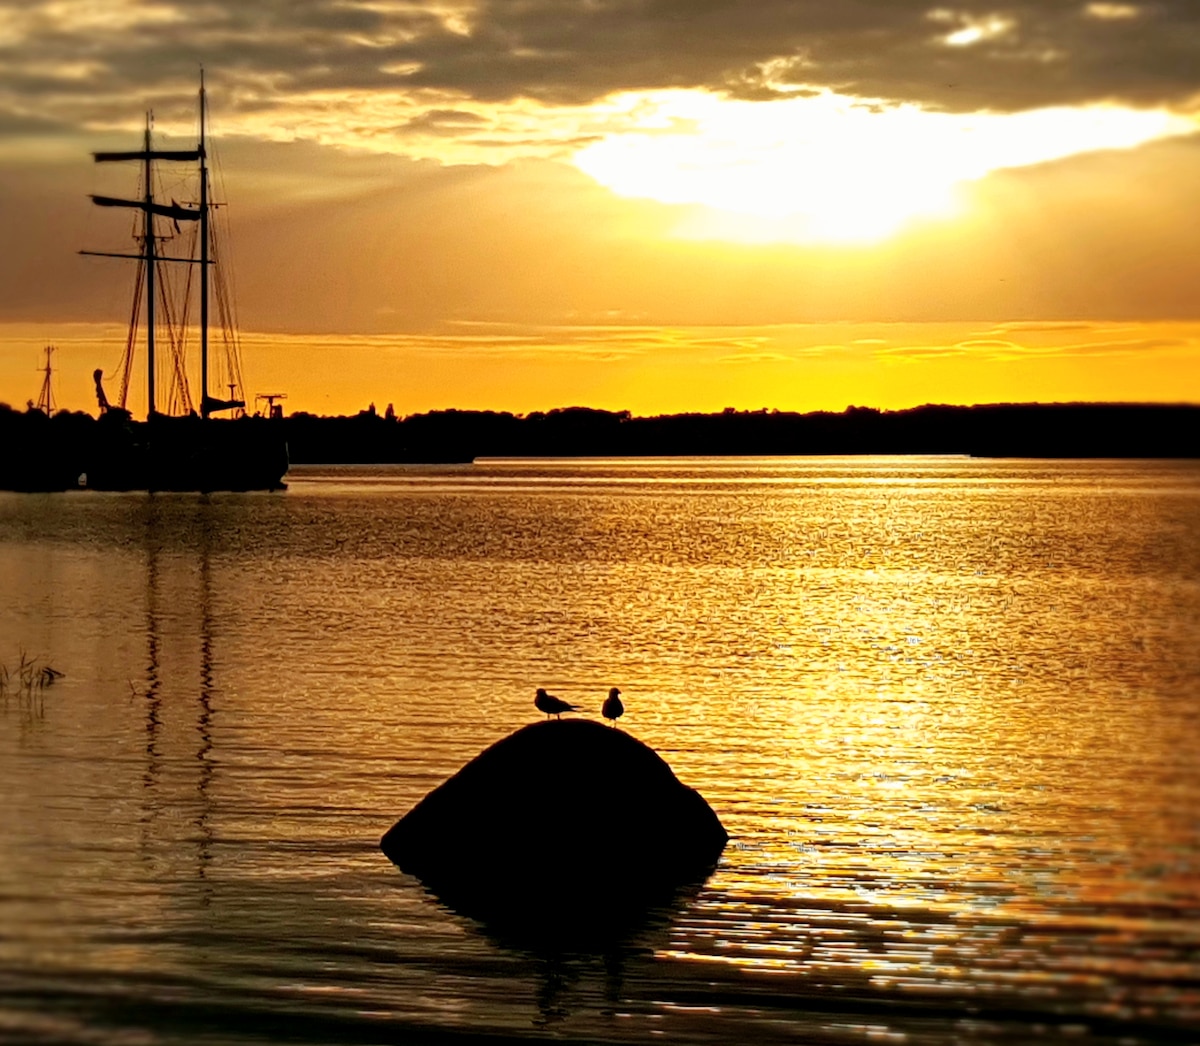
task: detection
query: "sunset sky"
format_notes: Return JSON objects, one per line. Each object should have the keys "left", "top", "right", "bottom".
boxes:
{"left": 2, "top": 0, "right": 1199, "bottom": 417}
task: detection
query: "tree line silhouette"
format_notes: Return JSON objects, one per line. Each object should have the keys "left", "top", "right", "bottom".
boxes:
{"left": 279, "top": 401, "right": 1199, "bottom": 462}
{"left": 1, "top": 400, "right": 1197, "bottom": 490}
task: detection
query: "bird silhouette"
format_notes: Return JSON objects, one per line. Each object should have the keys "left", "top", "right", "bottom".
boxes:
{"left": 535, "top": 687, "right": 578, "bottom": 719}
{"left": 602, "top": 686, "right": 624, "bottom": 726}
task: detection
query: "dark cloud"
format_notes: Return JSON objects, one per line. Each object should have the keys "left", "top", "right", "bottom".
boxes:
{"left": 0, "top": 109, "right": 72, "bottom": 137}
{"left": 1, "top": 0, "right": 1199, "bottom": 130}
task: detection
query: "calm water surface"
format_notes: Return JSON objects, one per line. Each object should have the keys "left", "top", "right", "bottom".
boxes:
{"left": 1, "top": 458, "right": 1197, "bottom": 1044}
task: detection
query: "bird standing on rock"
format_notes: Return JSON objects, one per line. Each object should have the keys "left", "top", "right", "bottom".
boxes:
{"left": 535, "top": 688, "right": 578, "bottom": 719}
{"left": 602, "top": 686, "right": 624, "bottom": 726}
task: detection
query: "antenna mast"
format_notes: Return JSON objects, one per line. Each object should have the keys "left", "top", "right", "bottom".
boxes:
{"left": 36, "top": 345, "right": 56, "bottom": 415}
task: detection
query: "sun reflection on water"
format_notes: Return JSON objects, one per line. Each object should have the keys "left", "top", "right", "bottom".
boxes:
{"left": 0, "top": 457, "right": 1197, "bottom": 1042}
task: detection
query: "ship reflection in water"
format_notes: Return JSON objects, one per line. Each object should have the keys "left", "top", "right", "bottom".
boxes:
{"left": 0, "top": 457, "right": 1197, "bottom": 1044}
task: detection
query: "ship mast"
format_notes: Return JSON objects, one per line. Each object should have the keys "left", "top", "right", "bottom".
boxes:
{"left": 199, "top": 71, "right": 210, "bottom": 417}
{"left": 143, "top": 114, "right": 157, "bottom": 415}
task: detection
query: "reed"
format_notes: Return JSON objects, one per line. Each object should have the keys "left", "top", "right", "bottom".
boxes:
{"left": 0, "top": 650, "right": 63, "bottom": 702}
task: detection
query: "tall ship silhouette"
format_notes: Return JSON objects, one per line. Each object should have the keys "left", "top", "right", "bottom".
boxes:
{"left": 77, "top": 72, "right": 288, "bottom": 491}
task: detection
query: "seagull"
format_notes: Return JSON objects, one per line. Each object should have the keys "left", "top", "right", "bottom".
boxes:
{"left": 535, "top": 687, "right": 578, "bottom": 720}
{"left": 602, "top": 686, "right": 624, "bottom": 726}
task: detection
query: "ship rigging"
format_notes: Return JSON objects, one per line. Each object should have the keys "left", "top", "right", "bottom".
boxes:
{"left": 81, "top": 71, "right": 245, "bottom": 420}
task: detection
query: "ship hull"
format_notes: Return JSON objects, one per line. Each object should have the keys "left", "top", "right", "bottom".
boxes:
{"left": 83, "top": 414, "right": 289, "bottom": 492}
{"left": 0, "top": 410, "right": 287, "bottom": 493}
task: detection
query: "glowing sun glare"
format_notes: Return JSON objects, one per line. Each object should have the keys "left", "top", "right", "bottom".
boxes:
{"left": 573, "top": 91, "right": 1194, "bottom": 244}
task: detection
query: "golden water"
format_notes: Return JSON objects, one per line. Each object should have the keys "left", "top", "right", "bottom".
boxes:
{"left": 1, "top": 458, "right": 1197, "bottom": 1043}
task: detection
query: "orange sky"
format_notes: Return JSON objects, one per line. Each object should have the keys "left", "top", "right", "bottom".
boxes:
{"left": 2, "top": 2, "right": 1199, "bottom": 417}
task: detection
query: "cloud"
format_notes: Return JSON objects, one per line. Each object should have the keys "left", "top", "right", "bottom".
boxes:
{"left": 718, "top": 352, "right": 794, "bottom": 365}
{"left": 6, "top": 125, "right": 1200, "bottom": 339}
{"left": 1085, "top": 3, "right": 1142, "bottom": 20}
{"left": 787, "top": 343, "right": 860, "bottom": 357}
{"left": 1054, "top": 336, "right": 1191, "bottom": 356}
{"left": 241, "top": 327, "right": 653, "bottom": 363}
{"left": 880, "top": 344, "right": 972, "bottom": 360}
{"left": 880, "top": 334, "right": 1194, "bottom": 362}
{"left": 0, "top": 108, "right": 75, "bottom": 138}
{"left": 394, "top": 108, "right": 488, "bottom": 136}
{"left": 974, "top": 321, "right": 1102, "bottom": 336}
{"left": 2, "top": 0, "right": 1200, "bottom": 146}
{"left": 955, "top": 338, "right": 1022, "bottom": 350}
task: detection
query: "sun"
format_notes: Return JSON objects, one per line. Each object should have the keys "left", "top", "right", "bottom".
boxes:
{"left": 572, "top": 90, "right": 1194, "bottom": 245}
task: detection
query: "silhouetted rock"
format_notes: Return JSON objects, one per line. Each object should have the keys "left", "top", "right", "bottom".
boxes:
{"left": 381, "top": 720, "right": 727, "bottom": 941}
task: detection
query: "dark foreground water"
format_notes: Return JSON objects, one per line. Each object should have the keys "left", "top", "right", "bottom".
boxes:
{"left": 1, "top": 458, "right": 1197, "bottom": 1044}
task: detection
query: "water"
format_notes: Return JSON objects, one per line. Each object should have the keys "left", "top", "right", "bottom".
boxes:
{"left": 1, "top": 457, "right": 1197, "bottom": 1044}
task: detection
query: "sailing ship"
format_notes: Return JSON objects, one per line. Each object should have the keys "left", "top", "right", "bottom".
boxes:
{"left": 77, "top": 73, "right": 288, "bottom": 491}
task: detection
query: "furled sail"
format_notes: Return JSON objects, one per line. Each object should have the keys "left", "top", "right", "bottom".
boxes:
{"left": 93, "top": 149, "right": 201, "bottom": 162}
{"left": 89, "top": 195, "right": 202, "bottom": 222}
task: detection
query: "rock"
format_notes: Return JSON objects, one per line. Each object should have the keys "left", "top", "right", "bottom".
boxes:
{"left": 381, "top": 720, "right": 727, "bottom": 934}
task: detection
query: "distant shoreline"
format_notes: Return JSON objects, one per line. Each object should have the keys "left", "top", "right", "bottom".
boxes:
{"left": 2, "top": 402, "right": 1197, "bottom": 490}
{"left": 275, "top": 401, "right": 1200, "bottom": 463}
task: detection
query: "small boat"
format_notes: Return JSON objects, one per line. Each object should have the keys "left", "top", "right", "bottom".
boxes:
{"left": 75, "top": 72, "right": 288, "bottom": 492}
